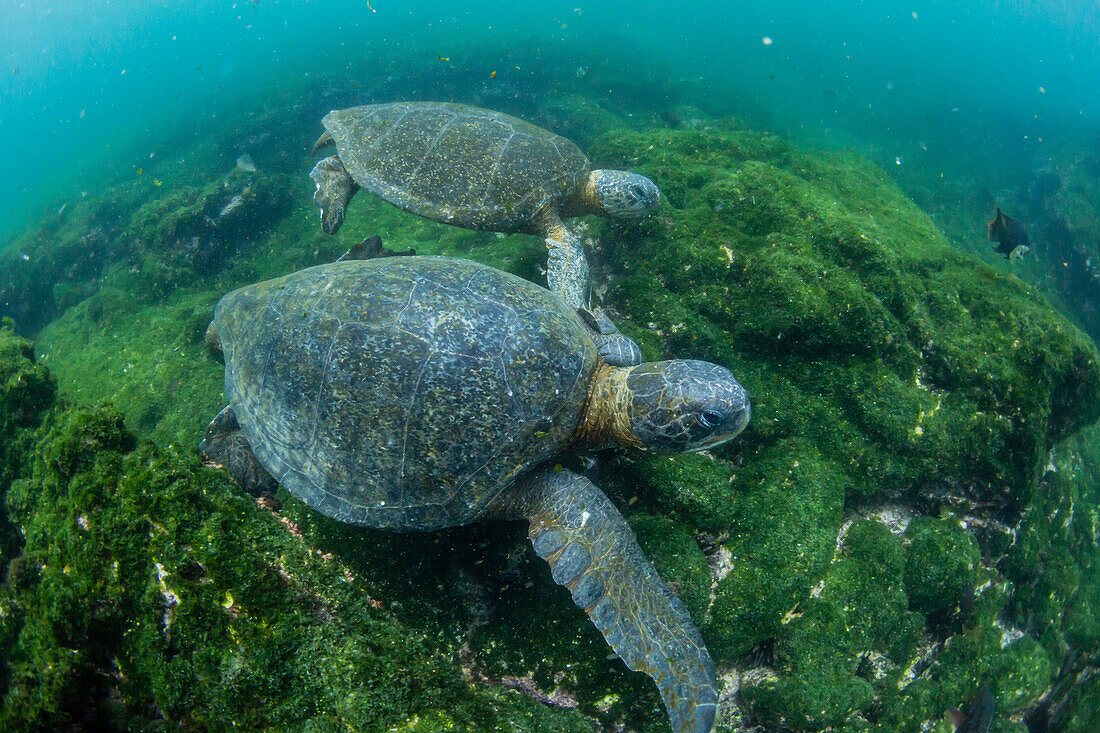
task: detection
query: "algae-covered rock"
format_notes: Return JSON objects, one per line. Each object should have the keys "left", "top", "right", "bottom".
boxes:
{"left": 0, "top": 191, "right": 128, "bottom": 334}
{"left": 581, "top": 123, "right": 1100, "bottom": 729}
{"left": 122, "top": 167, "right": 291, "bottom": 284}
{"left": 15, "top": 115, "right": 1100, "bottom": 732}
{"left": 903, "top": 517, "right": 981, "bottom": 619}
{"left": 0, "top": 328, "right": 56, "bottom": 575}
{"left": 0, "top": 404, "right": 595, "bottom": 731}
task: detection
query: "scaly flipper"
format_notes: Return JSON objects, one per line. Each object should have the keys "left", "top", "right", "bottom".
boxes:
{"left": 310, "top": 155, "right": 360, "bottom": 235}
{"left": 536, "top": 207, "right": 643, "bottom": 367}
{"left": 336, "top": 234, "right": 415, "bottom": 262}
{"left": 312, "top": 129, "right": 334, "bottom": 154}
{"left": 199, "top": 405, "right": 278, "bottom": 496}
{"left": 578, "top": 308, "right": 644, "bottom": 366}
{"left": 502, "top": 466, "right": 718, "bottom": 733}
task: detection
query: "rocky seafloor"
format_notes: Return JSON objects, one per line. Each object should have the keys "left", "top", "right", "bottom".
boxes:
{"left": 2, "top": 42, "right": 1100, "bottom": 732}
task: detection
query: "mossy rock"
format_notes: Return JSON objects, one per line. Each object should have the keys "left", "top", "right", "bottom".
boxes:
{"left": 0, "top": 328, "right": 57, "bottom": 578}
{"left": 902, "top": 517, "right": 981, "bottom": 618}
{"left": 0, "top": 405, "right": 597, "bottom": 731}
{"left": 583, "top": 123, "right": 1099, "bottom": 728}
{"left": 18, "top": 117, "right": 1100, "bottom": 732}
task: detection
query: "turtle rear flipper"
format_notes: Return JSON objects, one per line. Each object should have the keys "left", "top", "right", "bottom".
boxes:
{"left": 310, "top": 156, "right": 360, "bottom": 235}
{"left": 200, "top": 405, "right": 279, "bottom": 496}
{"left": 312, "top": 129, "right": 334, "bottom": 154}
{"left": 513, "top": 466, "right": 718, "bottom": 733}
{"left": 336, "top": 235, "right": 416, "bottom": 263}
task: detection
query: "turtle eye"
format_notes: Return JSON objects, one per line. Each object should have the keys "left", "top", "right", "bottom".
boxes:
{"left": 699, "top": 410, "right": 724, "bottom": 429}
{"left": 630, "top": 184, "right": 648, "bottom": 200}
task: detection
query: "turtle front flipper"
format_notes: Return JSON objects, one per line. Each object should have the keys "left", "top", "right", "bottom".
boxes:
{"left": 509, "top": 466, "right": 718, "bottom": 733}
{"left": 200, "top": 405, "right": 279, "bottom": 496}
{"left": 536, "top": 206, "right": 589, "bottom": 310}
{"left": 310, "top": 155, "right": 360, "bottom": 235}
{"left": 536, "top": 207, "right": 643, "bottom": 366}
{"left": 578, "top": 308, "right": 644, "bottom": 367}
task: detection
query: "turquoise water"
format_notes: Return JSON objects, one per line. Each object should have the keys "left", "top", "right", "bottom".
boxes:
{"left": 4, "top": 1, "right": 1099, "bottom": 243}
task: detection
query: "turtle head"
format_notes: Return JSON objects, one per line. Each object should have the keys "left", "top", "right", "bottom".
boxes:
{"left": 586, "top": 170, "right": 661, "bottom": 219}
{"left": 623, "top": 360, "right": 750, "bottom": 453}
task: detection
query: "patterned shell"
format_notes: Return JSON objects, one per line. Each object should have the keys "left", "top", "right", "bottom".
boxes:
{"left": 322, "top": 102, "right": 590, "bottom": 231}
{"left": 215, "top": 256, "right": 598, "bottom": 530}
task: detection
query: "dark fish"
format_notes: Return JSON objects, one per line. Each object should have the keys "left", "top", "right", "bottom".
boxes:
{"left": 951, "top": 685, "right": 995, "bottom": 733}
{"left": 988, "top": 207, "right": 1030, "bottom": 259}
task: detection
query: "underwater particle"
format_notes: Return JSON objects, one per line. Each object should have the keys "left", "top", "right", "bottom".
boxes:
{"left": 366, "top": 0, "right": 375, "bottom": 11}
{"left": 136, "top": 168, "right": 143, "bottom": 176}
{"left": 153, "top": 179, "right": 163, "bottom": 186}
{"left": 491, "top": 70, "right": 497, "bottom": 78}
{"left": 762, "top": 36, "right": 773, "bottom": 45}
{"left": 437, "top": 54, "right": 450, "bottom": 62}
{"left": 911, "top": 11, "right": 918, "bottom": 19}
{"left": 987, "top": 207, "right": 1031, "bottom": 259}
{"left": 1039, "top": 86, "right": 1046, "bottom": 93}
{"left": 895, "top": 156, "right": 902, "bottom": 165}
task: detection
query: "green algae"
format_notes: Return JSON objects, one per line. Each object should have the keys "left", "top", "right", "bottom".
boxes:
{"left": 0, "top": 403, "right": 596, "bottom": 731}
{"left": 0, "top": 329, "right": 57, "bottom": 585}
{"left": 584, "top": 122, "right": 1099, "bottom": 729}
{"left": 36, "top": 289, "right": 224, "bottom": 447}
{"left": 7, "top": 102, "right": 1100, "bottom": 732}
{"left": 903, "top": 517, "right": 982, "bottom": 619}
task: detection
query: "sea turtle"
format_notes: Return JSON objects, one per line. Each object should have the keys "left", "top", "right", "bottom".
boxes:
{"left": 310, "top": 101, "right": 659, "bottom": 365}
{"left": 201, "top": 256, "right": 750, "bottom": 733}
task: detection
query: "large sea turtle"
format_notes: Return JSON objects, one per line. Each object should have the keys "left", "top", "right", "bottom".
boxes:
{"left": 310, "top": 101, "right": 659, "bottom": 365}
{"left": 201, "top": 256, "right": 750, "bottom": 733}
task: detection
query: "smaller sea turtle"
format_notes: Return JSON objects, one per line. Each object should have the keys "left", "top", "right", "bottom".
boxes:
{"left": 202, "top": 256, "right": 750, "bottom": 733}
{"left": 310, "top": 102, "right": 658, "bottom": 365}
